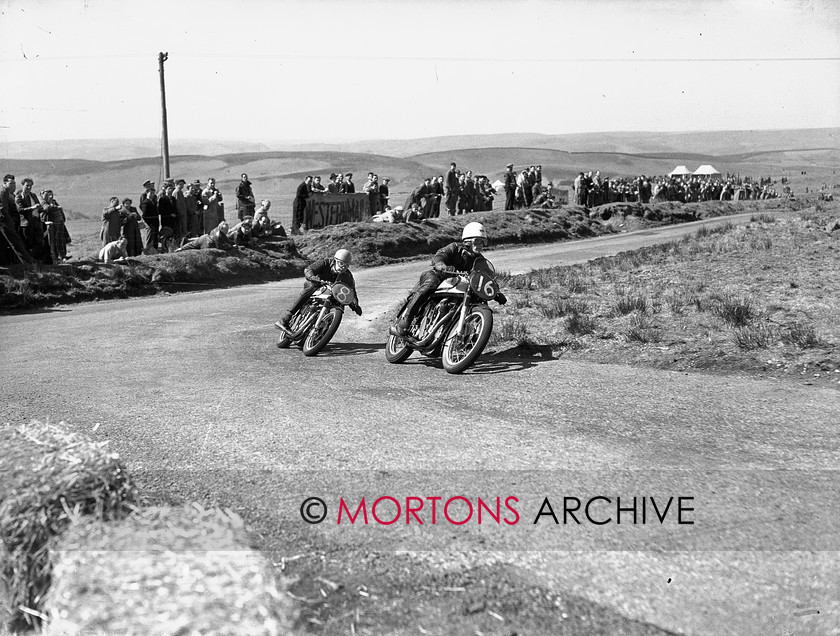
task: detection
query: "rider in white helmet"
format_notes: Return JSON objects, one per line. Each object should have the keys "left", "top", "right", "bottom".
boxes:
{"left": 389, "top": 221, "right": 506, "bottom": 337}
{"left": 276, "top": 248, "right": 362, "bottom": 331}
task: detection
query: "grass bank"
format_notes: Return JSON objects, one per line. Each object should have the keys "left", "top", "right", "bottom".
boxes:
{"left": 488, "top": 203, "right": 840, "bottom": 389}
{"left": 0, "top": 198, "right": 812, "bottom": 311}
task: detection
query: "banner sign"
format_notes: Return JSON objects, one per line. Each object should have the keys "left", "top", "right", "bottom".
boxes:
{"left": 304, "top": 194, "right": 370, "bottom": 230}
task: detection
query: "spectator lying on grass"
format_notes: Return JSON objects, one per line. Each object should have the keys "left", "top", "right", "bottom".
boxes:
{"left": 176, "top": 221, "right": 232, "bottom": 252}
{"left": 98, "top": 237, "right": 128, "bottom": 263}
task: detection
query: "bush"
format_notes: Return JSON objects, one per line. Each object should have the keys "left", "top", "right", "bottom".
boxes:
{"left": 565, "top": 311, "right": 596, "bottom": 335}
{"left": 733, "top": 323, "right": 777, "bottom": 350}
{"left": 710, "top": 292, "right": 755, "bottom": 327}
{"left": 780, "top": 321, "right": 822, "bottom": 349}
{"left": 613, "top": 291, "right": 648, "bottom": 316}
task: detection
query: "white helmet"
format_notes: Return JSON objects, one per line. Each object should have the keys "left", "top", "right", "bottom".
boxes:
{"left": 462, "top": 222, "right": 487, "bottom": 241}
{"left": 334, "top": 248, "right": 352, "bottom": 265}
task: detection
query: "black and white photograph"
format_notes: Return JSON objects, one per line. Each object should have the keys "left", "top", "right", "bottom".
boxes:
{"left": 1, "top": 0, "right": 838, "bottom": 634}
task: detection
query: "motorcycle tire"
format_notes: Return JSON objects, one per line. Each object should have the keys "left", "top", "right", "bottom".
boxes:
{"left": 276, "top": 307, "right": 307, "bottom": 349}
{"left": 385, "top": 333, "right": 413, "bottom": 363}
{"left": 441, "top": 306, "right": 493, "bottom": 374}
{"left": 302, "top": 307, "right": 343, "bottom": 356}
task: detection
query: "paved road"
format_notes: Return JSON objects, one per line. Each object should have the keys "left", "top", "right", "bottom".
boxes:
{"left": 1, "top": 211, "right": 837, "bottom": 635}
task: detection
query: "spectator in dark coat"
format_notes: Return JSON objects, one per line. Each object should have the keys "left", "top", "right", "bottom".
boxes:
{"left": 100, "top": 197, "right": 123, "bottom": 246}
{"left": 235, "top": 173, "right": 256, "bottom": 220}
{"left": 292, "top": 176, "right": 312, "bottom": 234}
{"left": 120, "top": 198, "right": 143, "bottom": 257}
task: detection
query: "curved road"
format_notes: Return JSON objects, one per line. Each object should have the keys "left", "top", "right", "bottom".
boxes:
{"left": 1, "top": 211, "right": 837, "bottom": 635}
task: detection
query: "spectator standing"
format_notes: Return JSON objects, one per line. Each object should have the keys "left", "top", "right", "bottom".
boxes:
{"left": 158, "top": 184, "right": 178, "bottom": 248}
{"left": 15, "top": 177, "right": 46, "bottom": 260}
{"left": 39, "top": 189, "right": 68, "bottom": 264}
{"left": 139, "top": 180, "right": 159, "bottom": 253}
{"left": 235, "top": 173, "right": 256, "bottom": 220}
{"left": 292, "top": 175, "right": 312, "bottom": 235}
{"left": 311, "top": 175, "right": 326, "bottom": 193}
{"left": 336, "top": 173, "right": 345, "bottom": 193}
{"left": 100, "top": 196, "right": 123, "bottom": 246}
{"left": 185, "top": 180, "right": 202, "bottom": 236}
{"left": 432, "top": 175, "right": 444, "bottom": 218}
{"left": 201, "top": 178, "right": 224, "bottom": 231}
{"left": 463, "top": 170, "right": 476, "bottom": 213}
{"left": 327, "top": 173, "right": 340, "bottom": 193}
{"left": 379, "top": 178, "right": 390, "bottom": 210}
{"left": 120, "top": 197, "right": 143, "bottom": 257}
{"left": 445, "top": 162, "right": 459, "bottom": 216}
{"left": 363, "top": 173, "right": 379, "bottom": 214}
{"left": 343, "top": 173, "right": 355, "bottom": 193}
{"left": 1, "top": 174, "right": 35, "bottom": 264}
{"left": 503, "top": 163, "right": 516, "bottom": 210}
{"left": 174, "top": 179, "right": 188, "bottom": 240}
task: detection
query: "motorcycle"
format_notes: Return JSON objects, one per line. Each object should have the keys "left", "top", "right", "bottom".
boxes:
{"left": 385, "top": 257, "right": 501, "bottom": 374}
{"left": 277, "top": 282, "right": 357, "bottom": 356}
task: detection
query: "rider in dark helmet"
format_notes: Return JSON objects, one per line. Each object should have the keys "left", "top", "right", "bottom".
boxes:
{"left": 390, "top": 222, "right": 506, "bottom": 337}
{"left": 275, "top": 248, "right": 362, "bottom": 332}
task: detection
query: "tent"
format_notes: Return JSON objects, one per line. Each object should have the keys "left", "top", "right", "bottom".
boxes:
{"left": 669, "top": 165, "right": 691, "bottom": 176}
{"left": 491, "top": 179, "right": 505, "bottom": 192}
{"left": 693, "top": 164, "right": 721, "bottom": 176}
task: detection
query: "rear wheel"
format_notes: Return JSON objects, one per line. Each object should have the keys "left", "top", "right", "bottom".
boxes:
{"left": 276, "top": 304, "right": 315, "bottom": 349}
{"left": 302, "top": 307, "right": 343, "bottom": 356}
{"left": 385, "top": 334, "right": 413, "bottom": 363}
{"left": 441, "top": 306, "right": 493, "bottom": 374}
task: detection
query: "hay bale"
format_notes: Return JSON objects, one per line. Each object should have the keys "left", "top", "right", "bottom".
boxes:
{"left": 0, "top": 420, "right": 138, "bottom": 631}
{"left": 43, "top": 505, "right": 294, "bottom": 635}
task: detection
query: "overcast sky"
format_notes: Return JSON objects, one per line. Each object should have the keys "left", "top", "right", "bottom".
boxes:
{"left": 1, "top": 0, "right": 838, "bottom": 143}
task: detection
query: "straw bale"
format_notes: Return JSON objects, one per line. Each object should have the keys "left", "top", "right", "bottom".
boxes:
{"left": 43, "top": 505, "right": 294, "bottom": 635}
{"left": 0, "top": 420, "right": 138, "bottom": 631}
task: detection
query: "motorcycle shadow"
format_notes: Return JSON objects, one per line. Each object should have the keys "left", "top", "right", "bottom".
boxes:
{"left": 319, "top": 341, "right": 386, "bottom": 357}
{"left": 469, "top": 343, "right": 556, "bottom": 374}
{"left": 403, "top": 343, "right": 555, "bottom": 374}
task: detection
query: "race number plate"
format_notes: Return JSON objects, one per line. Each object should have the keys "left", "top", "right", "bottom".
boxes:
{"left": 469, "top": 270, "right": 498, "bottom": 301}
{"left": 332, "top": 283, "right": 356, "bottom": 305}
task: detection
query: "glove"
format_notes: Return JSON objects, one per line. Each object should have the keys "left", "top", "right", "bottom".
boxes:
{"left": 433, "top": 262, "right": 448, "bottom": 272}
{"left": 352, "top": 304, "right": 363, "bottom": 316}
{"left": 496, "top": 291, "right": 507, "bottom": 305}
{"left": 311, "top": 278, "right": 326, "bottom": 286}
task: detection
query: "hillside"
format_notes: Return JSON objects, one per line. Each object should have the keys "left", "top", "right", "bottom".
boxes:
{"left": 2, "top": 141, "right": 837, "bottom": 228}
{"left": 2, "top": 128, "right": 838, "bottom": 162}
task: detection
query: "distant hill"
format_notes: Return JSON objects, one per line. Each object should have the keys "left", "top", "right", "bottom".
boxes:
{"left": 2, "top": 128, "right": 838, "bottom": 162}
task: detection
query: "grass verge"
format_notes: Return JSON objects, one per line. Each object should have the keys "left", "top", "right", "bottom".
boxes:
{"left": 489, "top": 204, "right": 840, "bottom": 388}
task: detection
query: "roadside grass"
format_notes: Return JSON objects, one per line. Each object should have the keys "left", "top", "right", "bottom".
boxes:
{"left": 489, "top": 205, "right": 840, "bottom": 386}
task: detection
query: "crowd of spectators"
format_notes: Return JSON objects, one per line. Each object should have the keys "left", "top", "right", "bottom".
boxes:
{"left": 1, "top": 160, "right": 801, "bottom": 266}
{"left": 572, "top": 171, "right": 780, "bottom": 207}
{"left": 0, "top": 174, "right": 70, "bottom": 265}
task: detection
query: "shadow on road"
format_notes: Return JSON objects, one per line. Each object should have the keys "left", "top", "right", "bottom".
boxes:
{"left": 396, "top": 342, "right": 556, "bottom": 374}
{"left": 468, "top": 342, "right": 556, "bottom": 374}
{"left": 322, "top": 341, "right": 386, "bottom": 357}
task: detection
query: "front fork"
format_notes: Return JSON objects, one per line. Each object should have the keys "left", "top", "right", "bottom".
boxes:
{"left": 454, "top": 295, "right": 470, "bottom": 337}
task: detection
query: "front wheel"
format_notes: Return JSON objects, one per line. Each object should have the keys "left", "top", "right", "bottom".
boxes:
{"left": 302, "top": 307, "right": 343, "bottom": 356}
{"left": 385, "top": 334, "right": 413, "bottom": 363}
{"left": 441, "top": 306, "right": 493, "bottom": 374}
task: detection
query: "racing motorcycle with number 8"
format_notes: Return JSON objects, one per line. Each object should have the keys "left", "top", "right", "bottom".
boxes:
{"left": 277, "top": 282, "right": 357, "bottom": 356}
{"left": 385, "top": 257, "right": 501, "bottom": 374}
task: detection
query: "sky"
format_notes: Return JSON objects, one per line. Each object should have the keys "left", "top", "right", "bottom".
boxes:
{"left": 1, "top": 0, "right": 839, "bottom": 144}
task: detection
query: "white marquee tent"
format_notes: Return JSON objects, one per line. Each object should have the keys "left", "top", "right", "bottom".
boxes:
{"left": 669, "top": 165, "right": 692, "bottom": 176}
{"left": 693, "top": 164, "right": 721, "bottom": 176}
{"left": 491, "top": 179, "right": 505, "bottom": 192}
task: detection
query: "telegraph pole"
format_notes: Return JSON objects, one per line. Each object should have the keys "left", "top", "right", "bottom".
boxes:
{"left": 158, "top": 52, "right": 171, "bottom": 180}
